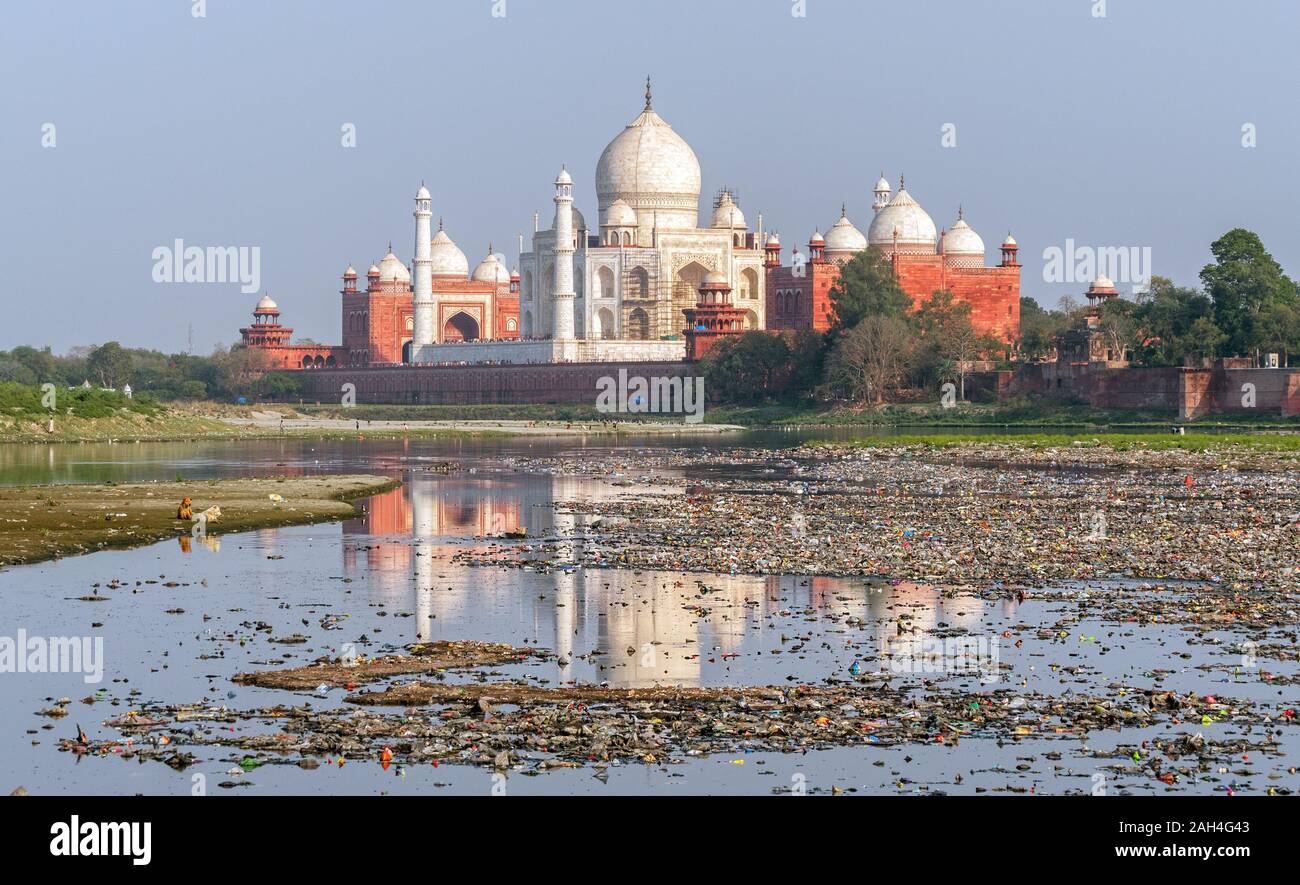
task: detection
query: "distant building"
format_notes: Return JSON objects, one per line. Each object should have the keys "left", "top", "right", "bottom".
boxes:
{"left": 239, "top": 84, "right": 1022, "bottom": 370}
{"left": 766, "top": 178, "right": 1021, "bottom": 346}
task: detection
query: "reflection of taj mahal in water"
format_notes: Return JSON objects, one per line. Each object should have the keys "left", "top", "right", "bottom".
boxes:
{"left": 339, "top": 473, "right": 1005, "bottom": 688}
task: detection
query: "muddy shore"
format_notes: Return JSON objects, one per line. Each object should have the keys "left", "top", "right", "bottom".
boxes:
{"left": 0, "top": 474, "right": 399, "bottom": 567}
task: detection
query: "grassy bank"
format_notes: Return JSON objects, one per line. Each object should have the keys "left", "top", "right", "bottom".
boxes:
{"left": 704, "top": 399, "right": 1300, "bottom": 430}
{"left": 806, "top": 431, "right": 1300, "bottom": 452}
{"left": 0, "top": 474, "right": 399, "bottom": 567}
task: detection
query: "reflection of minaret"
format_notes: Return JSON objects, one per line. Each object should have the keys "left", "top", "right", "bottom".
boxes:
{"left": 413, "top": 477, "right": 436, "bottom": 634}
{"left": 553, "top": 509, "right": 576, "bottom": 684}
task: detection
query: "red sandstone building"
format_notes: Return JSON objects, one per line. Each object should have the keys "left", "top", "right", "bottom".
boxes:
{"left": 765, "top": 177, "right": 1021, "bottom": 347}
{"left": 240, "top": 230, "right": 520, "bottom": 369}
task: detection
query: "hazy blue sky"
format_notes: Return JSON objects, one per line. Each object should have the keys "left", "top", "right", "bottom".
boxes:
{"left": 2, "top": 0, "right": 1297, "bottom": 353}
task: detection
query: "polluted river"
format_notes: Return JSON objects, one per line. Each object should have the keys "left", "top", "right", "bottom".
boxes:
{"left": 1, "top": 431, "right": 1296, "bottom": 796}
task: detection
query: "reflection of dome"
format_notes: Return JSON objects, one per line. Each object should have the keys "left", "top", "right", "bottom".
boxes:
{"left": 868, "top": 178, "right": 937, "bottom": 253}
{"left": 823, "top": 206, "right": 867, "bottom": 255}
{"left": 941, "top": 208, "right": 985, "bottom": 266}
{"left": 377, "top": 248, "right": 410, "bottom": 283}
{"left": 596, "top": 89, "right": 701, "bottom": 231}
{"left": 710, "top": 192, "right": 746, "bottom": 229}
{"left": 429, "top": 227, "right": 469, "bottom": 278}
{"left": 255, "top": 295, "right": 278, "bottom": 312}
{"left": 472, "top": 252, "right": 510, "bottom": 284}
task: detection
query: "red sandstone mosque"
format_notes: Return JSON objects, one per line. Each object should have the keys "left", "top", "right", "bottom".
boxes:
{"left": 240, "top": 84, "right": 1019, "bottom": 368}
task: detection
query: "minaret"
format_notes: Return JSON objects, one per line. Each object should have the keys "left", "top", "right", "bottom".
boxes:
{"left": 552, "top": 166, "right": 576, "bottom": 341}
{"left": 873, "top": 172, "right": 891, "bottom": 213}
{"left": 412, "top": 183, "right": 434, "bottom": 357}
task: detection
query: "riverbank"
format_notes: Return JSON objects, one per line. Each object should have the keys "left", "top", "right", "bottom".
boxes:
{"left": 0, "top": 474, "right": 399, "bottom": 567}
{"left": 0, "top": 403, "right": 742, "bottom": 443}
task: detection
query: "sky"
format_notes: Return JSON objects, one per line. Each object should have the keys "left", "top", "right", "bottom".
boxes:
{"left": 1, "top": 0, "right": 1297, "bottom": 354}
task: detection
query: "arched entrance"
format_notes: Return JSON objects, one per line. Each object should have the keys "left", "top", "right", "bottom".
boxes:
{"left": 627, "top": 307, "right": 649, "bottom": 341}
{"left": 401, "top": 339, "right": 414, "bottom": 363}
{"left": 443, "top": 311, "right": 480, "bottom": 342}
{"left": 594, "top": 307, "right": 616, "bottom": 339}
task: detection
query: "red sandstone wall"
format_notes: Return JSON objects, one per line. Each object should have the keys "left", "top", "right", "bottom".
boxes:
{"left": 286, "top": 361, "right": 700, "bottom": 405}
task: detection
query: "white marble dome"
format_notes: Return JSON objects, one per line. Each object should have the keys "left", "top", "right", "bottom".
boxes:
{"left": 377, "top": 248, "right": 411, "bottom": 283}
{"left": 596, "top": 98, "right": 701, "bottom": 232}
{"left": 868, "top": 182, "right": 937, "bottom": 253}
{"left": 941, "top": 210, "right": 985, "bottom": 266}
{"left": 428, "top": 228, "right": 469, "bottom": 278}
{"left": 472, "top": 252, "right": 510, "bottom": 284}
{"left": 255, "top": 295, "right": 278, "bottom": 312}
{"left": 710, "top": 192, "right": 746, "bottom": 229}
{"left": 603, "top": 199, "right": 637, "bottom": 227}
{"left": 823, "top": 207, "right": 867, "bottom": 255}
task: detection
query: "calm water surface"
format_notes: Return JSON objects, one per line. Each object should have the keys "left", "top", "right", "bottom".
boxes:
{"left": 0, "top": 434, "right": 1293, "bottom": 795}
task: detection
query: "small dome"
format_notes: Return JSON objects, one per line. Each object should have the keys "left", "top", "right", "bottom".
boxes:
{"left": 415, "top": 184, "right": 431, "bottom": 200}
{"left": 510, "top": 267, "right": 520, "bottom": 280}
{"left": 603, "top": 199, "right": 637, "bottom": 227}
{"left": 868, "top": 179, "right": 937, "bottom": 252}
{"left": 343, "top": 264, "right": 358, "bottom": 278}
{"left": 428, "top": 227, "right": 469, "bottom": 277}
{"left": 874, "top": 174, "right": 891, "bottom": 193}
{"left": 941, "top": 209, "right": 985, "bottom": 262}
{"left": 572, "top": 206, "right": 587, "bottom": 230}
{"left": 556, "top": 166, "right": 572, "bottom": 185}
{"left": 823, "top": 206, "right": 867, "bottom": 255}
{"left": 1089, "top": 274, "right": 1117, "bottom": 293}
{"left": 701, "top": 270, "right": 730, "bottom": 288}
{"left": 367, "top": 262, "right": 381, "bottom": 277}
{"left": 809, "top": 229, "right": 824, "bottom": 245}
{"left": 1002, "top": 233, "right": 1017, "bottom": 247}
{"left": 255, "top": 295, "right": 278, "bottom": 312}
{"left": 710, "top": 192, "right": 746, "bottom": 230}
{"left": 472, "top": 252, "right": 511, "bottom": 284}
{"left": 378, "top": 247, "right": 411, "bottom": 283}
{"left": 765, "top": 231, "right": 780, "bottom": 246}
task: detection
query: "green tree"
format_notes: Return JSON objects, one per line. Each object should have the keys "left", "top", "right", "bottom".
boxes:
{"left": 826, "top": 314, "right": 914, "bottom": 405}
{"left": 700, "top": 332, "right": 793, "bottom": 402}
{"left": 826, "top": 248, "right": 911, "bottom": 333}
{"left": 1128, "top": 276, "right": 1213, "bottom": 366}
{"left": 1200, "top": 229, "right": 1299, "bottom": 360}
{"left": 86, "top": 341, "right": 133, "bottom": 389}
{"left": 1018, "top": 297, "right": 1067, "bottom": 362}
{"left": 1185, "top": 317, "right": 1227, "bottom": 362}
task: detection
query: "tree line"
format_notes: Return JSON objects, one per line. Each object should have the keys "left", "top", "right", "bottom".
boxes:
{"left": 703, "top": 228, "right": 1297, "bottom": 406}
{"left": 0, "top": 342, "right": 300, "bottom": 402}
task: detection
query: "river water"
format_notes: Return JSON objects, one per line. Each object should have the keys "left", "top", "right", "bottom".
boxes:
{"left": 0, "top": 433, "right": 1294, "bottom": 795}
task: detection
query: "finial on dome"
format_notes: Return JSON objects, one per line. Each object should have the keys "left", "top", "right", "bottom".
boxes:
{"left": 387, "top": 240, "right": 392, "bottom": 252}
{"left": 645, "top": 75, "right": 652, "bottom": 110}
{"left": 958, "top": 204, "right": 964, "bottom": 221}
{"left": 438, "top": 217, "right": 444, "bottom": 231}
{"left": 841, "top": 202, "right": 847, "bottom": 218}
{"left": 899, "top": 173, "right": 905, "bottom": 190}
